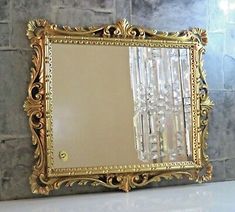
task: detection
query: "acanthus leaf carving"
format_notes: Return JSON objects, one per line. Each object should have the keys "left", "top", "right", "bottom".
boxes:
{"left": 24, "top": 19, "right": 213, "bottom": 195}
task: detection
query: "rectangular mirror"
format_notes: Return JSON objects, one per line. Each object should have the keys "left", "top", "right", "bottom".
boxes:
{"left": 24, "top": 19, "right": 213, "bottom": 195}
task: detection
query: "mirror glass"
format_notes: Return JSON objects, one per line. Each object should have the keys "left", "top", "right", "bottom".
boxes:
{"left": 51, "top": 44, "right": 192, "bottom": 169}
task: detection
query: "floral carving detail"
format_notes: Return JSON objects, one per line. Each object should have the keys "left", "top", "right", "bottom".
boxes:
{"left": 27, "top": 19, "right": 49, "bottom": 40}
{"left": 190, "top": 28, "right": 208, "bottom": 46}
{"left": 24, "top": 19, "right": 213, "bottom": 195}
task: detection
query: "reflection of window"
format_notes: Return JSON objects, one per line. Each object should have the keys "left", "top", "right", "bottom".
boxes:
{"left": 129, "top": 47, "right": 192, "bottom": 163}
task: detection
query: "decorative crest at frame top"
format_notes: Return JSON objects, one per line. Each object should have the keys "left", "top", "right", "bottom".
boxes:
{"left": 26, "top": 19, "right": 208, "bottom": 46}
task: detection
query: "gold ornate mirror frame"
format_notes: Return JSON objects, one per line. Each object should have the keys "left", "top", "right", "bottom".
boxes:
{"left": 24, "top": 19, "right": 213, "bottom": 195}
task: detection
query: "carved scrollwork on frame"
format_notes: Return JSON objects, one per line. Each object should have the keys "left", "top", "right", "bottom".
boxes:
{"left": 24, "top": 19, "right": 213, "bottom": 195}
{"left": 197, "top": 42, "right": 214, "bottom": 183}
{"left": 26, "top": 19, "right": 209, "bottom": 43}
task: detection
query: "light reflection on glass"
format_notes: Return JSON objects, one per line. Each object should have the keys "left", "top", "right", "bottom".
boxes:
{"left": 129, "top": 47, "right": 192, "bottom": 163}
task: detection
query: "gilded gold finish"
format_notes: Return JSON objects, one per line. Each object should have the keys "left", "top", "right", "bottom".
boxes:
{"left": 24, "top": 19, "right": 213, "bottom": 195}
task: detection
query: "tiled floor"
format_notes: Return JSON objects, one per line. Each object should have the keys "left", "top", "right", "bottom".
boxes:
{"left": 0, "top": 181, "right": 235, "bottom": 212}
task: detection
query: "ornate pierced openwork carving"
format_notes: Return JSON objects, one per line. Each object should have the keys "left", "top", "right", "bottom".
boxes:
{"left": 24, "top": 19, "right": 213, "bottom": 195}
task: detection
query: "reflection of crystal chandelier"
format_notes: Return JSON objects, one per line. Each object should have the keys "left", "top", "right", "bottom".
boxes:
{"left": 129, "top": 47, "right": 192, "bottom": 163}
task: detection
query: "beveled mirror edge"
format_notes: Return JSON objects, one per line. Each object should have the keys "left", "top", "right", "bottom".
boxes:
{"left": 23, "top": 19, "right": 213, "bottom": 195}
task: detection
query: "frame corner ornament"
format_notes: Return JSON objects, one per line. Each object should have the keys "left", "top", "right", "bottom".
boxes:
{"left": 189, "top": 28, "right": 208, "bottom": 46}
{"left": 27, "top": 19, "right": 49, "bottom": 41}
{"left": 24, "top": 19, "right": 213, "bottom": 195}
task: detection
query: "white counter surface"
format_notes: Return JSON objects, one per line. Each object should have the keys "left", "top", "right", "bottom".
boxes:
{"left": 0, "top": 181, "right": 235, "bottom": 212}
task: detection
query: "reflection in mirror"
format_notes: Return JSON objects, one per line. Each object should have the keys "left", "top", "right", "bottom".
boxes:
{"left": 129, "top": 47, "right": 192, "bottom": 163}
{"left": 51, "top": 44, "right": 192, "bottom": 169}
{"left": 52, "top": 45, "right": 138, "bottom": 168}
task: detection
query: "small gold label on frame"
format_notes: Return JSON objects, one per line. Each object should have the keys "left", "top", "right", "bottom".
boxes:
{"left": 59, "top": 151, "right": 68, "bottom": 161}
